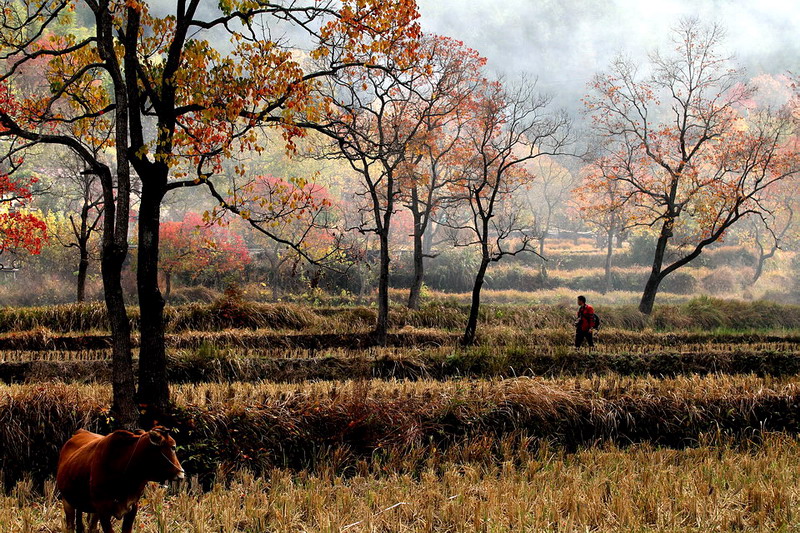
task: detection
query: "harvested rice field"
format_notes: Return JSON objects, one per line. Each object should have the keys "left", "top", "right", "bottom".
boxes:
{"left": 2, "top": 299, "right": 800, "bottom": 531}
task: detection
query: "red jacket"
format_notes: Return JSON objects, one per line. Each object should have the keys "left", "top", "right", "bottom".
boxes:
{"left": 576, "top": 304, "right": 595, "bottom": 332}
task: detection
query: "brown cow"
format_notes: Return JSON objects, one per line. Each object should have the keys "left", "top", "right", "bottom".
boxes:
{"left": 56, "top": 426, "right": 185, "bottom": 533}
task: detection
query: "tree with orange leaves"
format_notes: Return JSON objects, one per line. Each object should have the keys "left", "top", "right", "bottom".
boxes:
{"left": 740, "top": 174, "right": 800, "bottom": 284}
{"left": 310, "top": 31, "right": 463, "bottom": 343}
{"left": 0, "top": 0, "right": 423, "bottom": 423}
{"left": 521, "top": 155, "right": 577, "bottom": 279}
{"left": 574, "top": 148, "right": 639, "bottom": 294}
{"left": 450, "top": 77, "right": 571, "bottom": 345}
{"left": 399, "top": 36, "right": 487, "bottom": 310}
{"left": 585, "top": 18, "right": 800, "bottom": 314}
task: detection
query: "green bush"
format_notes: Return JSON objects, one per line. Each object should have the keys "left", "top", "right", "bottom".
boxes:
{"left": 168, "top": 286, "right": 221, "bottom": 304}
{"left": 627, "top": 235, "right": 657, "bottom": 265}
{"left": 650, "top": 296, "right": 800, "bottom": 331}
{"left": 421, "top": 247, "right": 481, "bottom": 293}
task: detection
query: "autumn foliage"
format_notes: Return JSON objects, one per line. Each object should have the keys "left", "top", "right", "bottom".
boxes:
{"left": 160, "top": 212, "right": 250, "bottom": 295}
{"left": 582, "top": 19, "right": 800, "bottom": 313}
{"left": 0, "top": 174, "right": 46, "bottom": 260}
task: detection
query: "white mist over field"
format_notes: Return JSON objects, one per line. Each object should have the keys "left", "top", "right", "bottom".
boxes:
{"left": 416, "top": 0, "right": 799, "bottom": 111}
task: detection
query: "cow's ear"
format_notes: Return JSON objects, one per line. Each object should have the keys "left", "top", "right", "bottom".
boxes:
{"left": 148, "top": 429, "right": 165, "bottom": 446}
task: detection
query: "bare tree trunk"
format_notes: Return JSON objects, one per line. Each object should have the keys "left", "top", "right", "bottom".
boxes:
{"left": 462, "top": 256, "right": 490, "bottom": 346}
{"left": 639, "top": 274, "right": 662, "bottom": 315}
{"left": 407, "top": 208, "right": 424, "bottom": 310}
{"left": 76, "top": 248, "right": 89, "bottom": 302}
{"left": 102, "top": 249, "right": 136, "bottom": 427}
{"left": 539, "top": 236, "right": 547, "bottom": 279}
{"left": 136, "top": 179, "right": 170, "bottom": 419}
{"left": 603, "top": 221, "right": 614, "bottom": 295}
{"left": 374, "top": 229, "right": 391, "bottom": 345}
{"left": 752, "top": 240, "right": 775, "bottom": 284}
{"left": 75, "top": 201, "right": 92, "bottom": 303}
{"left": 639, "top": 218, "right": 672, "bottom": 314}
{"left": 98, "top": 169, "right": 136, "bottom": 428}
{"left": 93, "top": 0, "right": 138, "bottom": 429}
{"left": 407, "top": 186, "right": 430, "bottom": 310}
{"left": 752, "top": 254, "right": 766, "bottom": 284}
{"left": 164, "top": 271, "right": 172, "bottom": 300}
{"left": 358, "top": 261, "right": 369, "bottom": 304}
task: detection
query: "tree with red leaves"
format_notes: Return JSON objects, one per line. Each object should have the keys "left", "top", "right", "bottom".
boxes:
{"left": 0, "top": 174, "right": 46, "bottom": 269}
{"left": 160, "top": 212, "right": 250, "bottom": 299}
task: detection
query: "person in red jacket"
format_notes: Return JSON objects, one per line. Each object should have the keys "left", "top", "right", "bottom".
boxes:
{"left": 575, "top": 295, "right": 596, "bottom": 348}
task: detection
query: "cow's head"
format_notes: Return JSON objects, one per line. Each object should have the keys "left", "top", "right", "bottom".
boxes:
{"left": 143, "top": 426, "right": 185, "bottom": 482}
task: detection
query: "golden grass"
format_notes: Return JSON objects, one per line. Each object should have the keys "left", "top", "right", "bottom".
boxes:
{"left": 4, "top": 375, "right": 800, "bottom": 489}
{"left": 4, "top": 298, "right": 800, "bottom": 341}
{"left": 163, "top": 374, "right": 799, "bottom": 407}
{"left": 1, "top": 373, "right": 798, "bottom": 409}
{"left": 418, "top": 288, "right": 693, "bottom": 306}
{"left": 2, "top": 376, "right": 800, "bottom": 530}
{"left": 3, "top": 332, "right": 799, "bottom": 364}
{"left": 4, "top": 435, "right": 800, "bottom": 532}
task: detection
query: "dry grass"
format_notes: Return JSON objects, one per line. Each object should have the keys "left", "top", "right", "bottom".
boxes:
{"left": 3, "top": 338, "right": 798, "bottom": 362}
{"left": 167, "top": 374, "right": 799, "bottom": 407}
{"left": 4, "top": 283, "right": 800, "bottom": 531}
{"left": 3, "top": 297, "right": 800, "bottom": 337}
{"left": 5, "top": 330, "right": 800, "bottom": 389}
{"left": 2, "top": 325, "right": 800, "bottom": 356}
{"left": 420, "top": 288, "right": 693, "bottom": 307}
{"left": 0, "top": 303, "right": 109, "bottom": 333}
{"left": 3, "top": 375, "right": 800, "bottom": 489}
{"left": 3, "top": 435, "right": 800, "bottom": 532}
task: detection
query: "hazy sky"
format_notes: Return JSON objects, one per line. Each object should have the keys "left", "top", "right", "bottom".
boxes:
{"left": 415, "top": 0, "right": 799, "bottom": 111}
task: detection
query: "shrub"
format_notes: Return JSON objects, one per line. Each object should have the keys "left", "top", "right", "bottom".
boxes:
{"left": 168, "top": 299, "right": 321, "bottom": 331}
{"left": 168, "top": 286, "right": 221, "bottom": 304}
{"left": 485, "top": 265, "right": 549, "bottom": 291}
{"left": 627, "top": 234, "right": 657, "bottom": 265}
{"left": 659, "top": 271, "right": 698, "bottom": 295}
{"left": 0, "top": 274, "right": 100, "bottom": 307}
{"left": 699, "top": 266, "right": 741, "bottom": 295}
{"left": 423, "top": 248, "right": 481, "bottom": 293}
{"left": 700, "top": 246, "right": 757, "bottom": 269}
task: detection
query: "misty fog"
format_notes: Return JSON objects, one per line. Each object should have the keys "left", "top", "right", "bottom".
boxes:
{"left": 417, "top": 0, "right": 799, "bottom": 113}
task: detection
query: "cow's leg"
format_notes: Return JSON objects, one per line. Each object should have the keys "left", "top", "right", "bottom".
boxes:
{"left": 63, "top": 500, "right": 76, "bottom": 533}
{"left": 75, "top": 510, "right": 84, "bottom": 533}
{"left": 98, "top": 514, "right": 115, "bottom": 533}
{"left": 121, "top": 505, "right": 138, "bottom": 533}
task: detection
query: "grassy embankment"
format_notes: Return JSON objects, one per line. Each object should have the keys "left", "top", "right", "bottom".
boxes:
{"left": 2, "top": 376, "right": 800, "bottom": 486}
{"left": 2, "top": 297, "right": 800, "bottom": 384}
{"left": 2, "top": 295, "right": 799, "bottom": 334}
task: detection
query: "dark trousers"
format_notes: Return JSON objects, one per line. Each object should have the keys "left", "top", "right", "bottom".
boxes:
{"left": 575, "top": 329, "right": 594, "bottom": 348}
